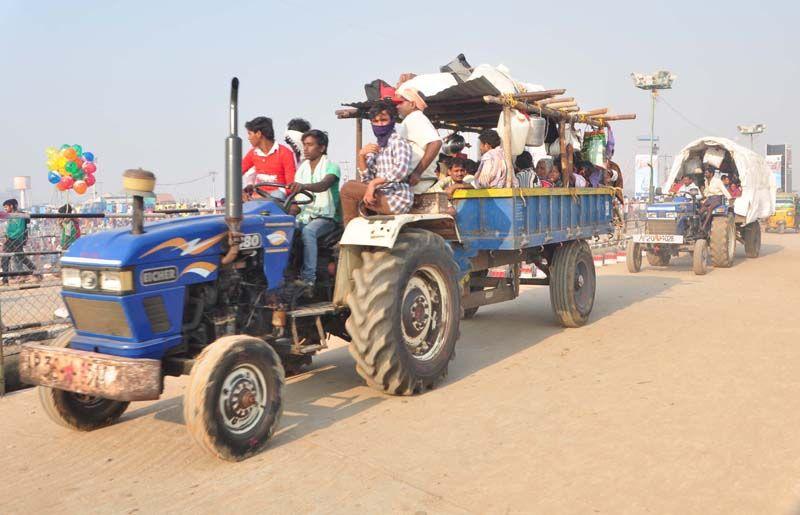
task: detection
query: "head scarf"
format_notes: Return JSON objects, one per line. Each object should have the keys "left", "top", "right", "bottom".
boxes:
{"left": 396, "top": 87, "right": 428, "bottom": 111}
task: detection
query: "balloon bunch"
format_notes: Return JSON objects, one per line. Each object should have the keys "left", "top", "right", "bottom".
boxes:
{"left": 46, "top": 144, "right": 98, "bottom": 195}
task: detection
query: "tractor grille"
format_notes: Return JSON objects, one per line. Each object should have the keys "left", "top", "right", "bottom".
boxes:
{"left": 647, "top": 220, "right": 678, "bottom": 235}
{"left": 65, "top": 297, "right": 131, "bottom": 337}
{"left": 143, "top": 296, "right": 170, "bottom": 334}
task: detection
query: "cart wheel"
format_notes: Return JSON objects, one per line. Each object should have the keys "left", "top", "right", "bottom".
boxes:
{"left": 184, "top": 335, "right": 284, "bottom": 461}
{"left": 550, "top": 240, "right": 595, "bottom": 328}
{"left": 710, "top": 215, "right": 735, "bottom": 267}
{"left": 778, "top": 222, "right": 786, "bottom": 234}
{"left": 743, "top": 221, "right": 761, "bottom": 258}
{"left": 693, "top": 239, "right": 709, "bottom": 275}
{"left": 626, "top": 241, "right": 642, "bottom": 273}
{"left": 37, "top": 329, "right": 130, "bottom": 431}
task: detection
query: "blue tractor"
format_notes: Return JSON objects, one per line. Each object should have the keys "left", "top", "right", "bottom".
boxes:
{"left": 21, "top": 77, "right": 618, "bottom": 460}
{"left": 626, "top": 191, "right": 737, "bottom": 275}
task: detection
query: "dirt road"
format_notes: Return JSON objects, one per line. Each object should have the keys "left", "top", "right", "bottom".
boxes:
{"left": 2, "top": 233, "right": 799, "bottom": 514}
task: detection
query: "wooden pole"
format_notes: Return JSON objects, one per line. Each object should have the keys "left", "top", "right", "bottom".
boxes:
{"left": 547, "top": 100, "right": 578, "bottom": 109}
{"left": 501, "top": 107, "right": 515, "bottom": 188}
{"left": 539, "top": 96, "right": 574, "bottom": 106}
{"left": 355, "top": 118, "right": 363, "bottom": 172}
{"left": 580, "top": 108, "right": 608, "bottom": 116}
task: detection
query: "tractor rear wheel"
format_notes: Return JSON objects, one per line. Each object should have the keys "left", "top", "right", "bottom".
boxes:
{"left": 743, "top": 221, "right": 761, "bottom": 258}
{"left": 37, "top": 329, "right": 130, "bottom": 431}
{"left": 550, "top": 240, "right": 596, "bottom": 328}
{"left": 184, "top": 335, "right": 284, "bottom": 461}
{"left": 710, "top": 215, "right": 736, "bottom": 268}
{"left": 693, "top": 239, "right": 709, "bottom": 275}
{"left": 346, "top": 230, "right": 460, "bottom": 395}
{"left": 626, "top": 241, "right": 642, "bottom": 273}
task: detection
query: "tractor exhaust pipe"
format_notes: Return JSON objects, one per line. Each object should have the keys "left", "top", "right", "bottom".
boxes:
{"left": 222, "top": 77, "right": 242, "bottom": 264}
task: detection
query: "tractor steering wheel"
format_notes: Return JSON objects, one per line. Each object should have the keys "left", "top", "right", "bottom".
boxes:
{"left": 252, "top": 182, "right": 315, "bottom": 212}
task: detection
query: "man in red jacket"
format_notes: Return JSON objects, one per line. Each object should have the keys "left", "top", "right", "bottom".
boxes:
{"left": 242, "top": 116, "right": 297, "bottom": 199}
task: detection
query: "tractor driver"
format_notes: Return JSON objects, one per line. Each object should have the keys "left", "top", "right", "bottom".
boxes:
{"left": 288, "top": 129, "right": 342, "bottom": 293}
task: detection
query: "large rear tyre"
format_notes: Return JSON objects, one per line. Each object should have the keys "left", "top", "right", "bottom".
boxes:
{"left": 549, "top": 240, "right": 596, "bottom": 328}
{"left": 626, "top": 241, "right": 642, "bottom": 273}
{"left": 646, "top": 250, "right": 671, "bottom": 266}
{"left": 346, "top": 230, "right": 460, "bottom": 395}
{"left": 693, "top": 239, "right": 709, "bottom": 275}
{"left": 743, "top": 221, "right": 761, "bottom": 258}
{"left": 710, "top": 215, "right": 735, "bottom": 268}
{"left": 184, "top": 335, "right": 284, "bottom": 461}
{"left": 37, "top": 329, "right": 130, "bottom": 431}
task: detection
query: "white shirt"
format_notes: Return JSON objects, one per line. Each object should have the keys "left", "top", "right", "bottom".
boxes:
{"left": 705, "top": 175, "right": 732, "bottom": 199}
{"left": 572, "top": 173, "right": 588, "bottom": 188}
{"left": 398, "top": 110, "right": 441, "bottom": 194}
{"left": 677, "top": 182, "right": 700, "bottom": 195}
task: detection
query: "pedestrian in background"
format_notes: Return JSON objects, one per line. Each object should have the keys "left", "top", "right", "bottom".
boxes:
{"left": 2, "top": 198, "right": 40, "bottom": 284}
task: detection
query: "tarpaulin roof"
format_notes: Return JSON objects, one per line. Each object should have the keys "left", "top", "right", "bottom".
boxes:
{"left": 665, "top": 137, "right": 776, "bottom": 224}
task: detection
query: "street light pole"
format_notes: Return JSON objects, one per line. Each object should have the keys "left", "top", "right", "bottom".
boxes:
{"left": 737, "top": 124, "right": 766, "bottom": 152}
{"left": 631, "top": 70, "right": 676, "bottom": 203}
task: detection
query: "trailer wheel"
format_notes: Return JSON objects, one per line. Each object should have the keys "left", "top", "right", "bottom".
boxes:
{"left": 184, "top": 335, "right": 284, "bottom": 461}
{"left": 778, "top": 222, "right": 786, "bottom": 234}
{"left": 710, "top": 215, "right": 735, "bottom": 268}
{"left": 626, "top": 241, "right": 642, "bottom": 273}
{"left": 743, "top": 221, "right": 761, "bottom": 258}
{"left": 346, "top": 230, "right": 460, "bottom": 395}
{"left": 549, "top": 240, "right": 595, "bottom": 328}
{"left": 37, "top": 329, "right": 130, "bottom": 431}
{"left": 693, "top": 239, "right": 709, "bottom": 275}
{"left": 646, "top": 250, "right": 671, "bottom": 266}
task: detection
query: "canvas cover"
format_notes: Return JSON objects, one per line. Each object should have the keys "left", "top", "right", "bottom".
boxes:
{"left": 664, "top": 137, "right": 776, "bottom": 224}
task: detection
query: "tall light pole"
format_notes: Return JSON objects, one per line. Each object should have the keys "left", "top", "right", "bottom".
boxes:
{"left": 632, "top": 70, "right": 676, "bottom": 202}
{"left": 737, "top": 124, "right": 766, "bottom": 151}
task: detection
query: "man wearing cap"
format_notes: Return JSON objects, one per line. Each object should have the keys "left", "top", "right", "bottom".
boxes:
{"left": 394, "top": 86, "right": 442, "bottom": 194}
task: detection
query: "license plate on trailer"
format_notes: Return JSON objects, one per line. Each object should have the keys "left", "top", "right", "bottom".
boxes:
{"left": 632, "top": 234, "right": 684, "bottom": 244}
{"left": 19, "top": 343, "right": 161, "bottom": 401}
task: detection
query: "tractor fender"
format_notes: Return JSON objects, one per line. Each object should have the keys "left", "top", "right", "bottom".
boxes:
{"left": 339, "top": 214, "right": 460, "bottom": 249}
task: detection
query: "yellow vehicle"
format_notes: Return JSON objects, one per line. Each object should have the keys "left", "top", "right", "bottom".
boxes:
{"left": 767, "top": 193, "right": 799, "bottom": 233}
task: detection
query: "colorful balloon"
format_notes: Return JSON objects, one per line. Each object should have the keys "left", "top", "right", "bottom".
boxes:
{"left": 65, "top": 161, "right": 79, "bottom": 174}
{"left": 72, "top": 144, "right": 83, "bottom": 156}
{"left": 82, "top": 152, "right": 94, "bottom": 162}
{"left": 60, "top": 176, "right": 74, "bottom": 189}
{"left": 61, "top": 147, "right": 77, "bottom": 160}
{"left": 82, "top": 161, "right": 97, "bottom": 174}
{"left": 73, "top": 180, "right": 88, "bottom": 194}
{"left": 45, "top": 147, "right": 58, "bottom": 157}
{"left": 60, "top": 144, "right": 71, "bottom": 151}
{"left": 85, "top": 173, "right": 96, "bottom": 186}
{"left": 75, "top": 157, "right": 84, "bottom": 169}
{"left": 72, "top": 169, "right": 85, "bottom": 180}
{"left": 48, "top": 171, "right": 61, "bottom": 184}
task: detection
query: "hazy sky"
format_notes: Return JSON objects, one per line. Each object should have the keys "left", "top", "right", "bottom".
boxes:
{"left": 1, "top": 0, "right": 797, "bottom": 203}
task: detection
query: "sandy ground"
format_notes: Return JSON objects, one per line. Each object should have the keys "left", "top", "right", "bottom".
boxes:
{"left": 1, "top": 232, "right": 799, "bottom": 514}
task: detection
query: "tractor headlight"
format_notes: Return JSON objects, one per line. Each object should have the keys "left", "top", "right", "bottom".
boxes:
{"left": 80, "top": 270, "right": 98, "bottom": 290}
{"left": 99, "top": 270, "right": 133, "bottom": 293}
{"left": 62, "top": 268, "right": 82, "bottom": 288}
{"left": 788, "top": 211, "right": 795, "bottom": 217}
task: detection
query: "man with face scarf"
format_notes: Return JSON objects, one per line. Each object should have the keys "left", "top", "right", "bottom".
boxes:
{"left": 340, "top": 100, "right": 414, "bottom": 225}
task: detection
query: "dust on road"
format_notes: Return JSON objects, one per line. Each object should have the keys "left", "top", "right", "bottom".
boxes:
{"left": 1, "top": 233, "right": 799, "bottom": 514}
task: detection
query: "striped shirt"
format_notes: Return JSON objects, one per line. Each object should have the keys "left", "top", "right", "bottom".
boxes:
{"left": 475, "top": 146, "right": 516, "bottom": 188}
{"left": 362, "top": 132, "right": 414, "bottom": 214}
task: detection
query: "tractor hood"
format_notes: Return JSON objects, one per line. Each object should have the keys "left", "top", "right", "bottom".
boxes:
{"left": 62, "top": 215, "right": 230, "bottom": 268}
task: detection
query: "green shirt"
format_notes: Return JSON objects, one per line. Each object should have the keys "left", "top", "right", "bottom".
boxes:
{"left": 294, "top": 158, "right": 341, "bottom": 223}
{"left": 5, "top": 217, "right": 27, "bottom": 241}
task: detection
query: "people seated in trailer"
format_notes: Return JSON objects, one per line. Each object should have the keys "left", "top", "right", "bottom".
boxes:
{"left": 284, "top": 118, "right": 311, "bottom": 167}
{"left": 668, "top": 177, "right": 682, "bottom": 195}
{"left": 722, "top": 174, "right": 742, "bottom": 198}
{"left": 585, "top": 161, "right": 604, "bottom": 188}
{"left": 535, "top": 158, "right": 552, "bottom": 187}
{"left": 571, "top": 166, "right": 588, "bottom": 188}
{"left": 288, "top": 129, "right": 342, "bottom": 290}
{"left": 548, "top": 161, "right": 563, "bottom": 187}
{"left": 429, "top": 157, "right": 474, "bottom": 195}
{"left": 514, "top": 151, "right": 539, "bottom": 188}
{"left": 242, "top": 116, "right": 297, "bottom": 200}
{"left": 394, "top": 87, "right": 442, "bottom": 194}
{"left": 677, "top": 174, "right": 700, "bottom": 195}
{"left": 701, "top": 164, "right": 731, "bottom": 212}
{"left": 474, "top": 129, "right": 515, "bottom": 188}
{"left": 464, "top": 158, "right": 479, "bottom": 177}
{"left": 340, "top": 100, "right": 413, "bottom": 225}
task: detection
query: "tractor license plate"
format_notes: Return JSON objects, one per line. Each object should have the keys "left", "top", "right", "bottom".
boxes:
{"left": 19, "top": 343, "right": 161, "bottom": 401}
{"left": 633, "top": 234, "right": 684, "bottom": 244}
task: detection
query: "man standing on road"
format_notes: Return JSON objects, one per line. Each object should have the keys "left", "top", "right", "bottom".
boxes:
{"left": 2, "top": 199, "right": 39, "bottom": 285}
{"left": 394, "top": 87, "right": 442, "bottom": 194}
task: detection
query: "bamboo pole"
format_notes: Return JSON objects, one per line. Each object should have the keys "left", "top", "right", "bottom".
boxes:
{"left": 588, "top": 114, "right": 637, "bottom": 121}
{"left": 539, "top": 96, "right": 574, "bottom": 106}
{"left": 512, "top": 89, "right": 566, "bottom": 101}
{"left": 547, "top": 100, "right": 578, "bottom": 109}
{"left": 336, "top": 108, "right": 359, "bottom": 119}
{"left": 559, "top": 106, "right": 580, "bottom": 113}
{"left": 579, "top": 108, "right": 608, "bottom": 116}
{"left": 501, "top": 107, "right": 515, "bottom": 188}
{"left": 355, "top": 118, "right": 363, "bottom": 170}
